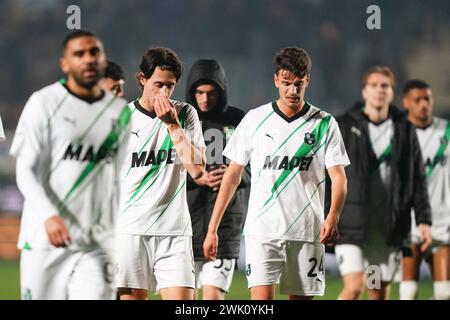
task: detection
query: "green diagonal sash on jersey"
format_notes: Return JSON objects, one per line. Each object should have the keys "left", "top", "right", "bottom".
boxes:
{"left": 120, "top": 106, "right": 188, "bottom": 214}
{"left": 255, "top": 110, "right": 321, "bottom": 182}
{"left": 426, "top": 122, "right": 450, "bottom": 177}
{"left": 142, "top": 180, "right": 186, "bottom": 235}
{"left": 123, "top": 133, "right": 173, "bottom": 205}
{"left": 59, "top": 105, "right": 132, "bottom": 206}
{"left": 256, "top": 138, "right": 328, "bottom": 218}
{"left": 375, "top": 143, "right": 392, "bottom": 169}
{"left": 48, "top": 95, "right": 118, "bottom": 177}
{"left": 260, "top": 115, "right": 332, "bottom": 209}
{"left": 124, "top": 121, "right": 163, "bottom": 178}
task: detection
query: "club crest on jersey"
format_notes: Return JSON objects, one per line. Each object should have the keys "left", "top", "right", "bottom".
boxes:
{"left": 441, "top": 135, "right": 449, "bottom": 146}
{"left": 223, "top": 126, "right": 235, "bottom": 141}
{"left": 304, "top": 132, "right": 316, "bottom": 145}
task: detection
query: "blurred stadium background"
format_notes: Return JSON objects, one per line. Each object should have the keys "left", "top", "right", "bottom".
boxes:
{"left": 0, "top": 0, "right": 449, "bottom": 299}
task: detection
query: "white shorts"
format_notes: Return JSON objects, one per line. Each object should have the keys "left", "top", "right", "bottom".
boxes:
{"left": 115, "top": 234, "right": 195, "bottom": 293}
{"left": 20, "top": 247, "right": 114, "bottom": 300}
{"left": 245, "top": 235, "right": 325, "bottom": 296}
{"left": 194, "top": 259, "right": 236, "bottom": 293}
{"left": 335, "top": 244, "right": 401, "bottom": 283}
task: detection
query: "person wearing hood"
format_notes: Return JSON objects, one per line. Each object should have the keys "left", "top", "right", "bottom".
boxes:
{"left": 185, "top": 59, "right": 249, "bottom": 300}
{"left": 329, "top": 66, "right": 432, "bottom": 300}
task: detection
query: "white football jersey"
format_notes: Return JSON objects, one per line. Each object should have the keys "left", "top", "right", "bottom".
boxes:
{"left": 10, "top": 81, "right": 130, "bottom": 250}
{"left": 412, "top": 117, "right": 450, "bottom": 244}
{"left": 117, "top": 100, "right": 205, "bottom": 236}
{"left": 0, "top": 115, "right": 5, "bottom": 141}
{"left": 223, "top": 101, "right": 350, "bottom": 241}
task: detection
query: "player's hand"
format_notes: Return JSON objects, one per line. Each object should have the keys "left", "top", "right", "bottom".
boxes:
{"left": 203, "top": 231, "right": 218, "bottom": 261}
{"left": 209, "top": 165, "right": 227, "bottom": 191}
{"left": 320, "top": 215, "right": 339, "bottom": 244}
{"left": 44, "top": 216, "right": 72, "bottom": 248}
{"left": 194, "top": 165, "right": 227, "bottom": 191}
{"left": 154, "top": 92, "right": 179, "bottom": 125}
{"left": 418, "top": 223, "right": 432, "bottom": 252}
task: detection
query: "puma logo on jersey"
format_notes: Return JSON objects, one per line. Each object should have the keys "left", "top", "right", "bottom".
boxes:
{"left": 131, "top": 149, "right": 177, "bottom": 168}
{"left": 263, "top": 155, "right": 313, "bottom": 171}
{"left": 265, "top": 133, "right": 274, "bottom": 141}
{"left": 63, "top": 116, "right": 77, "bottom": 126}
{"left": 63, "top": 143, "right": 118, "bottom": 162}
{"left": 131, "top": 129, "right": 140, "bottom": 138}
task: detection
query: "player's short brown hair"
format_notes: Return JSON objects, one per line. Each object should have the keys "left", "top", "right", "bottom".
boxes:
{"left": 273, "top": 47, "right": 311, "bottom": 78}
{"left": 362, "top": 66, "right": 396, "bottom": 88}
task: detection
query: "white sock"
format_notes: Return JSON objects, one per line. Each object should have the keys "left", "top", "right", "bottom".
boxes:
{"left": 433, "top": 281, "right": 450, "bottom": 300}
{"left": 399, "top": 281, "right": 418, "bottom": 300}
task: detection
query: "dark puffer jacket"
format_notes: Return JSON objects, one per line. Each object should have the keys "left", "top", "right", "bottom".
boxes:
{"left": 185, "top": 59, "right": 250, "bottom": 260}
{"left": 326, "top": 103, "right": 432, "bottom": 247}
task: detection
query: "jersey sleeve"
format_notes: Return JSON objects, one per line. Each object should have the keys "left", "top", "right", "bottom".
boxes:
{"left": 185, "top": 105, "right": 206, "bottom": 149}
{"left": 222, "top": 111, "right": 253, "bottom": 166}
{"left": 324, "top": 117, "right": 350, "bottom": 169}
{"left": 0, "top": 115, "right": 5, "bottom": 142}
{"left": 16, "top": 158, "right": 58, "bottom": 220}
{"left": 9, "top": 92, "right": 48, "bottom": 165}
{"left": 11, "top": 92, "right": 59, "bottom": 220}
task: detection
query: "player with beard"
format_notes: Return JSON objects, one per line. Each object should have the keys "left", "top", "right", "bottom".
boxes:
{"left": 10, "top": 30, "right": 130, "bottom": 300}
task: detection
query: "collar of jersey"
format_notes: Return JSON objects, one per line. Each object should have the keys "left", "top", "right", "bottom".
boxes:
{"left": 61, "top": 83, "right": 105, "bottom": 104}
{"left": 271, "top": 100, "right": 311, "bottom": 123}
{"left": 134, "top": 100, "right": 157, "bottom": 118}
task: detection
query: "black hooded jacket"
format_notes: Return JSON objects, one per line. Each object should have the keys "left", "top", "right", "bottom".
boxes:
{"left": 326, "top": 103, "right": 432, "bottom": 247}
{"left": 185, "top": 59, "right": 250, "bottom": 260}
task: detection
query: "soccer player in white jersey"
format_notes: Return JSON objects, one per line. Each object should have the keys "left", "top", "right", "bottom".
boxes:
{"left": 9, "top": 30, "right": 131, "bottom": 300}
{"left": 333, "top": 67, "right": 432, "bottom": 300}
{"left": 116, "top": 47, "right": 206, "bottom": 300}
{"left": 400, "top": 80, "right": 450, "bottom": 300}
{"left": 203, "top": 47, "right": 350, "bottom": 300}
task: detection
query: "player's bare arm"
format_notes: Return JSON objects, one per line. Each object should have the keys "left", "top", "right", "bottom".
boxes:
{"left": 321, "top": 165, "right": 347, "bottom": 244}
{"left": 154, "top": 92, "right": 206, "bottom": 180}
{"left": 203, "top": 162, "right": 244, "bottom": 260}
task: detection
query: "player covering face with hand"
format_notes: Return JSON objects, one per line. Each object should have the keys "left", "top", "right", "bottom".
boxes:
{"left": 115, "top": 47, "right": 206, "bottom": 300}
